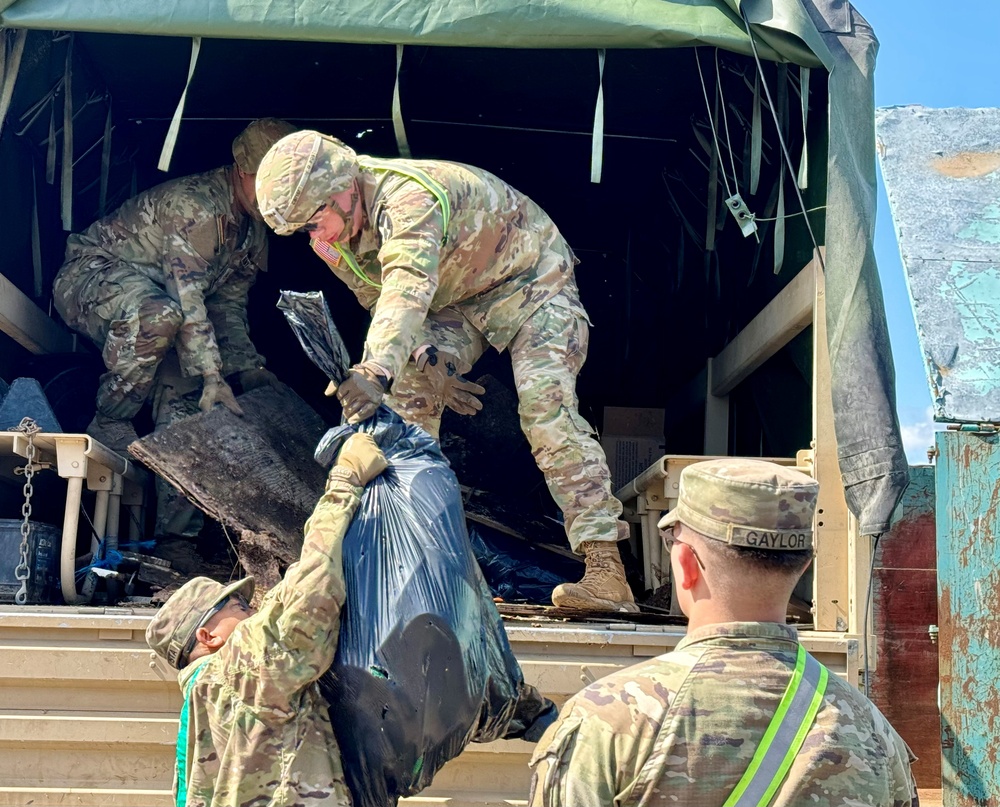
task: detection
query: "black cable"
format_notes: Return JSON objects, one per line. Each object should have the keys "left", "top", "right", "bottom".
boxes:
{"left": 738, "top": 7, "right": 826, "bottom": 273}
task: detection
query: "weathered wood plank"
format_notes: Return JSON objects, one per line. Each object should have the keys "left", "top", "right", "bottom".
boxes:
{"left": 0, "top": 272, "right": 73, "bottom": 355}
{"left": 710, "top": 264, "right": 815, "bottom": 396}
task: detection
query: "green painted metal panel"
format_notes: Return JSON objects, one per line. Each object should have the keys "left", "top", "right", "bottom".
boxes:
{"left": 936, "top": 426, "right": 1000, "bottom": 806}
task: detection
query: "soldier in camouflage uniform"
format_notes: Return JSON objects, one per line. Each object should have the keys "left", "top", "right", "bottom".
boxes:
{"left": 254, "top": 130, "right": 635, "bottom": 612}
{"left": 528, "top": 459, "right": 919, "bottom": 807}
{"left": 145, "top": 432, "right": 387, "bottom": 807}
{"left": 52, "top": 118, "right": 295, "bottom": 536}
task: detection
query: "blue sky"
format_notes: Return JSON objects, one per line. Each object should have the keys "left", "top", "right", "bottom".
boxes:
{"left": 864, "top": 0, "right": 997, "bottom": 463}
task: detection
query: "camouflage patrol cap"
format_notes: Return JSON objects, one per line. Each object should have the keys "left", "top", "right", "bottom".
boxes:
{"left": 255, "top": 130, "right": 360, "bottom": 235}
{"left": 232, "top": 118, "right": 297, "bottom": 173}
{"left": 145, "top": 576, "right": 255, "bottom": 669}
{"left": 657, "top": 459, "right": 818, "bottom": 550}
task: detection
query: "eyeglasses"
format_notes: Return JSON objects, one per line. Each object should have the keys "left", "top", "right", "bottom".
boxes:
{"left": 300, "top": 204, "right": 327, "bottom": 233}
{"left": 180, "top": 593, "right": 251, "bottom": 666}
{"left": 663, "top": 526, "right": 706, "bottom": 571}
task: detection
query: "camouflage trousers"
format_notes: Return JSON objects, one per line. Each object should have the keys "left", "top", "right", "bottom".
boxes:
{"left": 53, "top": 257, "right": 184, "bottom": 421}
{"left": 387, "top": 277, "right": 628, "bottom": 552}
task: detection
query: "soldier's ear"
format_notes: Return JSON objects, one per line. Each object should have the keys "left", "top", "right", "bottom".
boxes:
{"left": 674, "top": 544, "right": 702, "bottom": 591}
{"left": 194, "top": 625, "right": 226, "bottom": 651}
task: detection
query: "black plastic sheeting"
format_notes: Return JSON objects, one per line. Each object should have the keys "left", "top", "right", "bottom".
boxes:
{"left": 279, "top": 290, "right": 557, "bottom": 807}
{"left": 276, "top": 290, "right": 352, "bottom": 385}
{"left": 470, "top": 523, "right": 580, "bottom": 605}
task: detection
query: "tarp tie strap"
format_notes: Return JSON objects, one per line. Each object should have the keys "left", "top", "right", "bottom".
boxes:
{"left": 739, "top": 7, "right": 824, "bottom": 272}
{"left": 31, "top": 159, "right": 42, "bottom": 296}
{"left": 715, "top": 49, "right": 740, "bottom": 188}
{"left": 705, "top": 77, "right": 720, "bottom": 252}
{"left": 750, "top": 73, "right": 762, "bottom": 195}
{"left": 797, "top": 67, "right": 810, "bottom": 189}
{"left": 61, "top": 34, "right": 73, "bottom": 231}
{"left": 774, "top": 161, "right": 786, "bottom": 275}
{"left": 158, "top": 36, "right": 201, "bottom": 172}
{"left": 392, "top": 44, "right": 411, "bottom": 158}
{"left": 99, "top": 96, "right": 113, "bottom": 216}
{"left": 0, "top": 28, "right": 27, "bottom": 139}
{"left": 15, "top": 78, "right": 59, "bottom": 136}
{"left": 695, "top": 49, "right": 734, "bottom": 200}
{"left": 590, "top": 48, "right": 606, "bottom": 184}
{"left": 45, "top": 99, "right": 56, "bottom": 184}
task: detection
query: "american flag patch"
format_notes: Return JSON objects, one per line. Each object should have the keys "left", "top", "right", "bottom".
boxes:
{"left": 311, "top": 239, "right": 342, "bottom": 267}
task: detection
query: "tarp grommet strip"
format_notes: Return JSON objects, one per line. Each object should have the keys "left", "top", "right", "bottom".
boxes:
{"left": 158, "top": 36, "right": 201, "bottom": 173}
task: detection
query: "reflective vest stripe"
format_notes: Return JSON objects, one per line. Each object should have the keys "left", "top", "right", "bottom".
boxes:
{"left": 723, "top": 645, "right": 830, "bottom": 807}
{"left": 331, "top": 157, "right": 452, "bottom": 290}
{"left": 175, "top": 658, "right": 210, "bottom": 807}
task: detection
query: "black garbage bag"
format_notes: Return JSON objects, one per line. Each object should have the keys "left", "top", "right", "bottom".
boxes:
{"left": 279, "top": 290, "right": 556, "bottom": 807}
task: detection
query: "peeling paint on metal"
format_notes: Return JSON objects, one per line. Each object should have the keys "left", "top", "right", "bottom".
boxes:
{"left": 871, "top": 465, "right": 940, "bottom": 787}
{"left": 876, "top": 106, "right": 1000, "bottom": 423}
{"left": 931, "top": 152, "right": 1000, "bottom": 179}
{"left": 957, "top": 204, "right": 1000, "bottom": 244}
{"left": 936, "top": 429, "right": 1000, "bottom": 805}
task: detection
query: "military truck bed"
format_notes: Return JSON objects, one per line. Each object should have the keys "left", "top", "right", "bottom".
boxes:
{"left": 0, "top": 606, "right": 860, "bottom": 807}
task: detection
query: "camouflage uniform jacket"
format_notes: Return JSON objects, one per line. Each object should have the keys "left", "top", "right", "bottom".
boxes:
{"left": 528, "top": 622, "right": 918, "bottom": 807}
{"left": 63, "top": 166, "right": 267, "bottom": 378}
{"left": 311, "top": 159, "right": 577, "bottom": 382}
{"left": 174, "top": 475, "right": 361, "bottom": 807}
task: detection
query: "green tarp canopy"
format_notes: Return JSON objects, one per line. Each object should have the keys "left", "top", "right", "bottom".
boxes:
{"left": 0, "top": 0, "right": 909, "bottom": 533}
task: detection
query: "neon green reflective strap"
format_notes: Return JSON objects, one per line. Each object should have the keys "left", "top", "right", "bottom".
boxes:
{"left": 722, "top": 645, "right": 829, "bottom": 807}
{"left": 175, "top": 658, "right": 210, "bottom": 807}
{"left": 359, "top": 157, "right": 452, "bottom": 236}
{"left": 333, "top": 159, "right": 452, "bottom": 291}
{"left": 334, "top": 244, "right": 382, "bottom": 289}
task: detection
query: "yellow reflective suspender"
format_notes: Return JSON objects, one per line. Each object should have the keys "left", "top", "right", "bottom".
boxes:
{"left": 174, "top": 657, "right": 210, "bottom": 807}
{"left": 722, "top": 645, "right": 829, "bottom": 807}
{"left": 331, "top": 158, "right": 451, "bottom": 290}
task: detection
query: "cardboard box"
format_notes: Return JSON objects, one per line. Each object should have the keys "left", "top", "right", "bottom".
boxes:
{"left": 600, "top": 407, "right": 665, "bottom": 490}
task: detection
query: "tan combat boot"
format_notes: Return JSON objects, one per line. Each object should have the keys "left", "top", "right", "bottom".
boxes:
{"left": 86, "top": 414, "right": 139, "bottom": 453}
{"left": 551, "top": 541, "right": 638, "bottom": 612}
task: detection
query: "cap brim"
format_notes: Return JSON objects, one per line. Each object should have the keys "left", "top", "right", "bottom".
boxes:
{"left": 219, "top": 576, "right": 255, "bottom": 607}
{"left": 657, "top": 508, "right": 680, "bottom": 530}
{"left": 199, "top": 576, "right": 255, "bottom": 626}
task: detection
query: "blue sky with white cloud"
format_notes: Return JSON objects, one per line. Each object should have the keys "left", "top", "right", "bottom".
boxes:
{"left": 865, "top": 0, "right": 996, "bottom": 464}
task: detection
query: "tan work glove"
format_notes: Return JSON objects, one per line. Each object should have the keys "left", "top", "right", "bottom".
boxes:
{"left": 414, "top": 345, "right": 485, "bottom": 416}
{"left": 325, "top": 362, "right": 390, "bottom": 424}
{"left": 239, "top": 368, "right": 282, "bottom": 392}
{"left": 334, "top": 433, "right": 388, "bottom": 486}
{"left": 200, "top": 372, "right": 244, "bottom": 416}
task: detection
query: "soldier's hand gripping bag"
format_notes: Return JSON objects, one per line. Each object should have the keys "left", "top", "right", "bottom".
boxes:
{"left": 279, "top": 291, "right": 555, "bottom": 807}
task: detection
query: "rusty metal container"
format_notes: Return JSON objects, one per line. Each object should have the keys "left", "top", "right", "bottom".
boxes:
{"left": 936, "top": 427, "right": 1000, "bottom": 806}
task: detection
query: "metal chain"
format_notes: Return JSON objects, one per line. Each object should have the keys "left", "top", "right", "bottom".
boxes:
{"left": 12, "top": 417, "right": 42, "bottom": 605}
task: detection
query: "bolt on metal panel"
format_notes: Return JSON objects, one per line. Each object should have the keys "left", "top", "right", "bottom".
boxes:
{"left": 935, "top": 427, "right": 1000, "bottom": 805}
{"left": 876, "top": 106, "right": 1000, "bottom": 423}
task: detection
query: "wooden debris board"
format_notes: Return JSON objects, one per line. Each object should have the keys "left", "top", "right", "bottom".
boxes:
{"left": 129, "top": 386, "right": 329, "bottom": 584}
